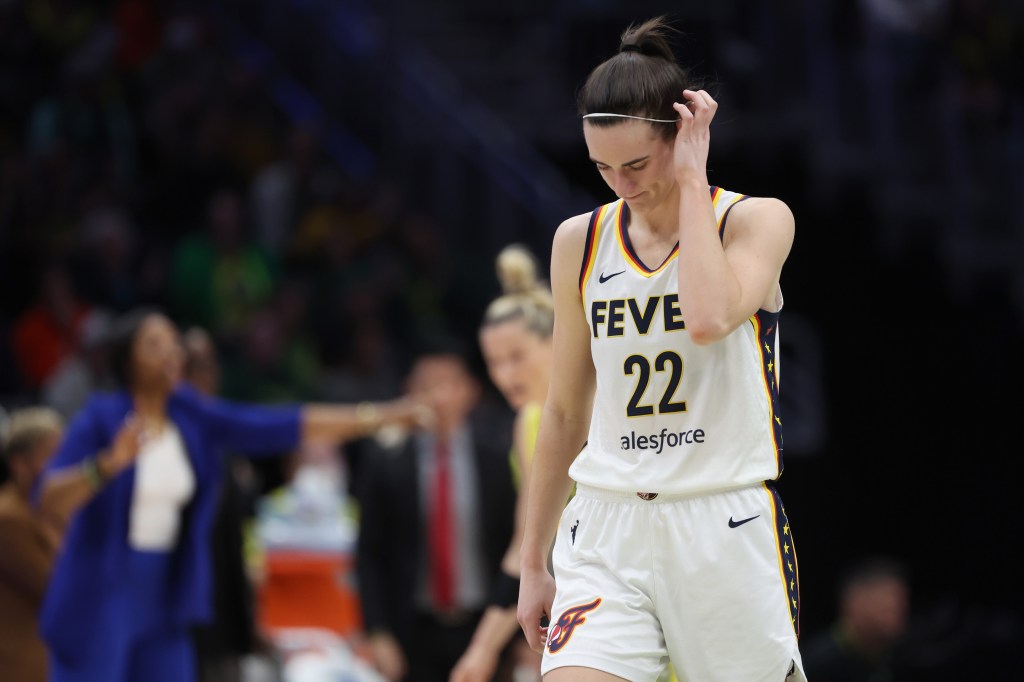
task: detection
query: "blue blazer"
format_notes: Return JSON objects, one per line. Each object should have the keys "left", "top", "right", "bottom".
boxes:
{"left": 39, "top": 386, "right": 301, "bottom": 661}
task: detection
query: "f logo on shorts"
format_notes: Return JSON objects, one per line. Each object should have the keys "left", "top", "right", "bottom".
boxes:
{"left": 546, "top": 598, "right": 602, "bottom": 654}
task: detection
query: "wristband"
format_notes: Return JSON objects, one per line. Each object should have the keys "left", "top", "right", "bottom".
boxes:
{"left": 81, "top": 457, "right": 106, "bottom": 491}
{"left": 488, "top": 569, "right": 521, "bottom": 608}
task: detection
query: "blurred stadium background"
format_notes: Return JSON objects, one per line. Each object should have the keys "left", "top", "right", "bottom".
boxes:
{"left": 1, "top": 0, "right": 1022, "bottom": 679}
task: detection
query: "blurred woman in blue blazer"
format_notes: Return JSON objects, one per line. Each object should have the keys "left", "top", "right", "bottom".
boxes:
{"left": 36, "top": 309, "right": 424, "bottom": 682}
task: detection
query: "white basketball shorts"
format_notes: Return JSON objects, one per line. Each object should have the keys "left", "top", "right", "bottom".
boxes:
{"left": 542, "top": 482, "right": 806, "bottom": 682}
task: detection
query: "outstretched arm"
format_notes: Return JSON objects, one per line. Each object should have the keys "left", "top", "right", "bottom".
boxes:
{"left": 205, "top": 394, "right": 429, "bottom": 455}
{"left": 301, "top": 399, "right": 428, "bottom": 443}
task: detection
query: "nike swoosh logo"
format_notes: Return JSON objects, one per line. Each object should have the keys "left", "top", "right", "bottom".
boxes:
{"left": 599, "top": 270, "right": 625, "bottom": 283}
{"left": 728, "top": 515, "right": 760, "bottom": 528}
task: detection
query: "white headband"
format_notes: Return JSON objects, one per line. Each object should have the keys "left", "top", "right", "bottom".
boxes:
{"left": 582, "top": 113, "right": 679, "bottom": 123}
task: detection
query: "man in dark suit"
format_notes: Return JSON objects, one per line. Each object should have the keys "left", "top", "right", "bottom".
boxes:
{"left": 357, "top": 344, "right": 516, "bottom": 682}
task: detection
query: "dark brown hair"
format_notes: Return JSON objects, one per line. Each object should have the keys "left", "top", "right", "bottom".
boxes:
{"left": 108, "top": 307, "right": 161, "bottom": 389}
{"left": 577, "top": 17, "right": 700, "bottom": 139}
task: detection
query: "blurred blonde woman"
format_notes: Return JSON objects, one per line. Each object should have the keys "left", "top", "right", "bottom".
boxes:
{"left": 0, "top": 407, "right": 63, "bottom": 682}
{"left": 451, "top": 245, "right": 553, "bottom": 682}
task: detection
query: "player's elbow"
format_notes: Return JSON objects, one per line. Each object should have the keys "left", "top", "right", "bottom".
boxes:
{"left": 686, "top": 317, "right": 730, "bottom": 346}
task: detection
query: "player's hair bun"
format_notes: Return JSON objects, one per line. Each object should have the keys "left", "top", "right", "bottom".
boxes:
{"left": 483, "top": 245, "right": 554, "bottom": 339}
{"left": 579, "top": 16, "right": 698, "bottom": 140}
{"left": 619, "top": 16, "right": 676, "bottom": 62}
{"left": 496, "top": 244, "right": 539, "bottom": 296}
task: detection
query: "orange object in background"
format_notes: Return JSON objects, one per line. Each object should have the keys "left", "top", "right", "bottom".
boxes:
{"left": 258, "top": 550, "right": 362, "bottom": 637}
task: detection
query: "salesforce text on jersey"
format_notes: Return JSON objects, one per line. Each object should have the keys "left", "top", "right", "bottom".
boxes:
{"left": 621, "top": 428, "right": 705, "bottom": 453}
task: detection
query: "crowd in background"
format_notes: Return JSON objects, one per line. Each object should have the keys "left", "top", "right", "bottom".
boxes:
{"left": 0, "top": 0, "right": 475, "bottom": 420}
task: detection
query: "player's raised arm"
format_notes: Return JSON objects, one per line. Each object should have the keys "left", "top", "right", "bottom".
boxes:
{"left": 517, "top": 212, "right": 596, "bottom": 652}
{"left": 673, "top": 90, "right": 794, "bottom": 345}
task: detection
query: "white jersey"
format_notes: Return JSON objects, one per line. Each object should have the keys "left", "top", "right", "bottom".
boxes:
{"left": 570, "top": 187, "right": 784, "bottom": 496}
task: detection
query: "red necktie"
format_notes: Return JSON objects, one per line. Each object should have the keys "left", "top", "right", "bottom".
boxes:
{"left": 430, "top": 438, "right": 456, "bottom": 610}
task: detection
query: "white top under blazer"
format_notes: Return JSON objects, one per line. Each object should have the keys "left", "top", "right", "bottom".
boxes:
{"left": 129, "top": 422, "right": 196, "bottom": 551}
{"left": 570, "top": 187, "right": 784, "bottom": 496}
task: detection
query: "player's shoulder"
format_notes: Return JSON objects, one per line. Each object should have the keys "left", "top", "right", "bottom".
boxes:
{"left": 555, "top": 211, "right": 594, "bottom": 242}
{"left": 729, "top": 195, "right": 794, "bottom": 225}
{"left": 724, "top": 194, "right": 795, "bottom": 246}
{"left": 548, "top": 210, "right": 598, "bottom": 289}
{"left": 551, "top": 210, "right": 594, "bottom": 259}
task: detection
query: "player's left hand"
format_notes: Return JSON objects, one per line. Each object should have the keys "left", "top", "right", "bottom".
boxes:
{"left": 672, "top": 89, "right": 717, "bottom": 185}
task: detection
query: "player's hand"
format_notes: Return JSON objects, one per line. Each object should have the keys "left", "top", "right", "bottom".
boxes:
{"left": 517, "top": 565, "right": 556, "bottom": 653}
{"left": 97, "top": 414, "right": 146, "bottom": 478}
{"left": 449, "top": 644, "right": 499, "bottom": 682}
{"left": 672, "top": 89, "right": 717, "bottom": 185}
{"left": 368, "top": 632, "right": 407, "bottom": 682}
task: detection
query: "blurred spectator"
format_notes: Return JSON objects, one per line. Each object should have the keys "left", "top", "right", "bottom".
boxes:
{"left": 802, "top": 557, "right": 910, "bottom": 682}
{"left": 113, "top": 0, "right": 164, "bottom": 72}
{"left": 290, "top": 181, "right": 387, "bottom": 264}
{"left": 26, "top": 61, "right": 137, "bottom": 189}
{"left": 182, "top": 326, "right": 221, "bottom": 397}
{"left": 250, "top": 125, "right": 341, "bottom": 254}
{"left": 72, "top": 204, "right": 142, "bottom": 311}
{"left": 393, "top": 213, "right": 454, "bottom": 341}
{"left": 318, "top": 317, "right": 403, "bottom": 404}
{"left": 220, "top": 300, "right": 318, "bottom": 403}
{"left": 356, "top": 342, "right": 516, "bottom": 682}
{"left": 0, "top": 406, "right": 63, "bottom": 682}
{"left": 140, "top": 31, "right": 246, "bottom": 230}
{"left": 948, "top": 0, "right": 1020, "bottom": 96}
{"left": 25, "top": 0, "right": 99, "bottom": 58}
{"left": 270, "top": 279, "right": 321, "bottom": 384}
{"left": 42, "top": 307, "right": 114, "bottom": 419}
{"left": 34, "top": 309, "right": 427, "bottom": 682}
{"left": 169, "top": 189, "right": 278, "bottom": 341}
{"left": 219, "top": 65, "right": 281, "bottom": 180}
{"left": 12, "top": 264, "right": 93, "bottom": 390}
{"left": 184, "top": 326, "right": 259, "bottom": 682}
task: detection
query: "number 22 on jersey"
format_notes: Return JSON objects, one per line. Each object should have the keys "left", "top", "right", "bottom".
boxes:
{"left": 623, "top": 350, "right": 687, "bottom": 418}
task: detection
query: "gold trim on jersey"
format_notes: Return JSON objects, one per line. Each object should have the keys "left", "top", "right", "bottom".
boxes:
{"left": 614, "top": 200, "right": 681, "bottom": 278}
{"left": 749, "top": 313, "right": 782, "bottom": 472}
{"left": 716, "top": 191, "right": 747, "bottom": 234}
{"left": 578, "top": 203, "right": 609, "bottom": 296}
{"left": 612, "top": 186, "right": 744, "bottom": 279}
{"left": 762, "top": 482, "right": 801, "bottom": 637}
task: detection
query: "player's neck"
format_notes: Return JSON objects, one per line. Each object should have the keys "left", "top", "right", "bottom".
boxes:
{"left": 629, "top": 189, "right": 680, "bottom": 241}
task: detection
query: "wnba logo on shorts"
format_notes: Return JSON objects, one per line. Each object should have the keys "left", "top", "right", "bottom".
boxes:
{"left": 546, "top": 598, "right": 602, "bottom": 654}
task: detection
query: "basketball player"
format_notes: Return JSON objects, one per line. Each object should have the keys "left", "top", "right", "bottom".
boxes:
{"left": 516, "top": 17, "right": 805, "bottom": 682}
{"left": 451, "top": 245, "right": 553, "bottom": 682}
